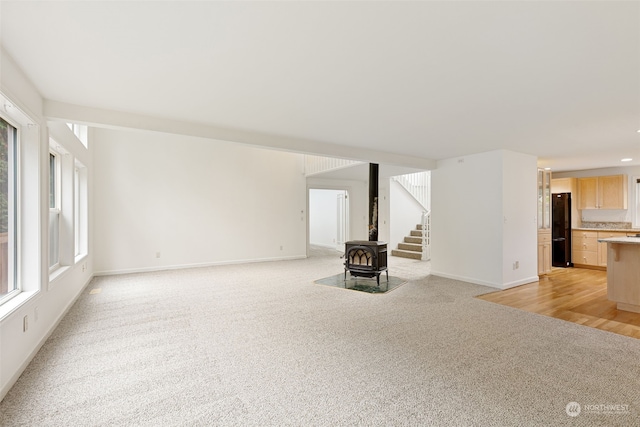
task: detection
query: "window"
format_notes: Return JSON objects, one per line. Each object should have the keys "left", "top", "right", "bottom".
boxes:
{"left": 48, "top": 132, "right": 88, "bottom": 283}
{"left": 0, "top": 95, "right": 39, "bottom": 310}
{"left": 0, "top": 116, "right": 17, "bottom": 303}
{"left": 635, "top": 177, "right": 640, "bottom": 228}
{"left": 74, "top": 160, "right": 88, "bottom": 259}
{"left": 66, "top": 122, "right": 88, "bottom": 148}
{"left": 49, "top": 150, "right": 61, "bottom": 271}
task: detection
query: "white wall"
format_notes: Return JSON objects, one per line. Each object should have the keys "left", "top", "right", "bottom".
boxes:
{"left": 92, "top": 128, "right": 307, "bottom": 274}
{"left": 0, "top": 50, "right": 94, "bottom": 400}
{"left": 309, "top": 189, "right": 343, "bottom": 248}
{"left": 431, "top": 150, "right": 538, "bottom": 289}
{"left": 501, "top": 151, "right": 538, "bottom": 287}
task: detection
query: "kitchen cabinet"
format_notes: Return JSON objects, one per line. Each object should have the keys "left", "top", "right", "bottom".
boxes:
{"left": 551, "top": 177, "right": 579, "bottom": 229}
{"left": 572, "top": 230, "right": 634, "bottom": 268}
{"left": 551, "top": 177, "right": 576, "bottom": 194}
{"left": 537, "top": 169, "right": 551, "bottom": 229}
{"left": 538, "top": 230, "right": 552, "bottom": 275}
{"left": 537, "top": 169, "right": 552, "bottom": 275}
{"left": 598, "top": 231, "right": 630, "bottom": 266}
{"left": 602, "top": 237, "right": 640, "bottom": 313}
{"left": 577, "top": 175, "right": 627, "bottom": 210}
{"left": 572, "top": 230, "right": 599, "bottom": 267}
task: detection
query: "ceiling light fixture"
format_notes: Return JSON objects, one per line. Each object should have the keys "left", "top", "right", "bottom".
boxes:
{"left": 621, "top": 158, "right": 633, "bottom": 162}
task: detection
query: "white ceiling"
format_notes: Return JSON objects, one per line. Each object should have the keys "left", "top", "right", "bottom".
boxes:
{"left": 1, "top": 1, "right": 639, "bottom": 172}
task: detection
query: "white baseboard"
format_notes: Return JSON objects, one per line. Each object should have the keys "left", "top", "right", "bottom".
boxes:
{"left": 310, "top": 243, "right": 339, "bottom": 249}
{"left": 93, "top": 255, "right": 307, "bottom": 276}
{"left": 501, "top": 276, "right": 540, "bottom": 290}
{"left": 430, "top": 271, "right": 538, "bottom": 290}
{"left": 0, "top": 274, "right": 94, "bottom": 402}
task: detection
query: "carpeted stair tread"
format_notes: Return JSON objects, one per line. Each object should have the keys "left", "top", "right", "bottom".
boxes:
{"left": 398, "top": 242, "right": 422, "bottom": 252}
{"left": 391, "top": 249, "right": 422, "bottom": 260}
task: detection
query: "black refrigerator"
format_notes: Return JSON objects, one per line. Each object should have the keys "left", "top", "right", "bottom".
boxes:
{"left": 552, "top": 193, "right": 572, "bottom": 267}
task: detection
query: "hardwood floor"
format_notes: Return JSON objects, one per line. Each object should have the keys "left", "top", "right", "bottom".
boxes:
{"left": 476, "top": 267, "right": 640, "bottom": 339}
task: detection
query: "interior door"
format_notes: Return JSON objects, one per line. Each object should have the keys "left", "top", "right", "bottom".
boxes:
{"left": 336, "top": 191, "right": 349, "bottom": 251}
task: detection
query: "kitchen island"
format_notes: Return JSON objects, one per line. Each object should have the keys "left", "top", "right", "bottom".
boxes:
{"left": 598, "top": 236, "right": 640, "bottom": 313}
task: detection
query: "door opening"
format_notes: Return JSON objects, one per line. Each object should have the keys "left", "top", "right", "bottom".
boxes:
{"left": 336, "top": 191, "right": 349, "bottom": 251}
{"left": 308, "top": 188, "right": 350, "bottom": 256}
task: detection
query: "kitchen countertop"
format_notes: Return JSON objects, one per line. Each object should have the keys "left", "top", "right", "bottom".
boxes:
{"left": 598, "top": 236, "right": 640, "bottom": 244}
{"left": 574, "top": 228, "right": 640, "bottom": 233}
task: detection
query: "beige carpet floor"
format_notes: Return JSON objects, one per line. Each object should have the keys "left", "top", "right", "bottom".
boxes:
{"left": 1, "top": 247, "right": 639, "bottom": 426}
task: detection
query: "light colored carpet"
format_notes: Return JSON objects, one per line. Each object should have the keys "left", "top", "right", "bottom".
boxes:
{"left": 1, "top": 249, "right": 639, "bottom": 426}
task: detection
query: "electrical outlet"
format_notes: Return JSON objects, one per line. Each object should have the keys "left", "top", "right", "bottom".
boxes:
{"left": 34, "top": 307, "right": 39, "bottom": 322}
{"left": 156, "top": 252, "right": 161, "bottom": 258}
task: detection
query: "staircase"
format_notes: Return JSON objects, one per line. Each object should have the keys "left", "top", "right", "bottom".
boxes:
{"left": 390, "top": 171, "right": 431, "bottom": 261}
{"left": 392, "top": 223, "right": 428, "bottom": 260}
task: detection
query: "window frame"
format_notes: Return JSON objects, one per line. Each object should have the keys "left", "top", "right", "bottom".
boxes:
{"left": 0, "top": 115, "right": 18, "bottom": 305}
{"left": 633, "top": 176, "right": 640, "bottom": 229}
{"left": 0, "top": 93, "right": 41, "bottom": 315}
{"left": 74, "top": 159, "right": 88, "bottom": 261}
{"left": 48, "top": 148, "right": 61, "bottom": 272}
{"left": 47, "top": 124, "right": 90, "bottom": 287}
{"left": 66, "top": 122, "right": 88, "bottom": 148}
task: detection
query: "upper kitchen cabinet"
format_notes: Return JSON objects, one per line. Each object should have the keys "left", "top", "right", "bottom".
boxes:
{"left": 577, "top": 175, "right": 627, "bottom": 210}
{"left": 551, "top": 177, "right": 579, "bottom": 228}
{"left": 551, "top": 177, "right": 576, "bottom": 194}
{"left": 537, "top": 169, "right": 551, "bottom": 229}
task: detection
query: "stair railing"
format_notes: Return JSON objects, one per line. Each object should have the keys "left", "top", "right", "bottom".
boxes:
{"left": 421, "top": 210, "right": 431, "bottom": 261}
{"left": 304, "top": 155, "right": 363, "bottom": 176}
{"left": 392, "top": 171, "right": 430, "bottom": 211}
{"left": 394, "top": 171, "right": 431, "bottom": 261}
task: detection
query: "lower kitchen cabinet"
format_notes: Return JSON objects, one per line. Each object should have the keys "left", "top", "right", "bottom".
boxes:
{"left": 538, "top": 230, "right": 552, "bottom": 275}
{"left": 572, "top": 230, "right": 633, "bottom": 269}
{"left": 597, "top": 231, "right": 630, "bottom": 266}
{"left": 572, "top": 230, "right": 598, "bottom": 267}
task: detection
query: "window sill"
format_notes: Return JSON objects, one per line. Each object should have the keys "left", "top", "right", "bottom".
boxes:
{"left": 0, "top": 290, "right": 39, "bottom": 322}
{"left": 74, "top": 253, "right": 88, "bottom": 265}
{"left": 49, "top": 265, "right": 71, "bottom": 288}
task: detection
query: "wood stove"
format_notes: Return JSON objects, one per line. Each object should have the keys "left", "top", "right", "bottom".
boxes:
{"left": 344, "top": 241, "right": 388, "bottom": 285}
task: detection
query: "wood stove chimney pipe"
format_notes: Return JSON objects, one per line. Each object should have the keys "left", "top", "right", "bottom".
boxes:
{"left": 369, "top": 163, "right": 379, "bottom": 241}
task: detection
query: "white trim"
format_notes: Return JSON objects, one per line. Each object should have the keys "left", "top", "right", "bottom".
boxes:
{"left": 0, "top": 290, "right": 38, "bottom": 322}
{"left": 429, "top": 271, "right": 539, "bottom": 290}
{"left": 48, "top": 265, "right": 70, "bottom": 288}
{"left": 0, "top": 275, "right": 92, "bottom": 402}
{"left": 93, "top": 255, "right": 307, "bottom": 277}
{"left": 633, "top": 175, "right": 640, "bottom": 229}
{"left": 0, "top": 112, "right": 20, "bottom": 306}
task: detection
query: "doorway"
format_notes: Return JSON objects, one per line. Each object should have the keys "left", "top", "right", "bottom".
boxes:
{"left": 635, "top": 176, "right": 640, "bottom": 227}
{"left": 308, "top": 189, "right": 350, "bottom": 255}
